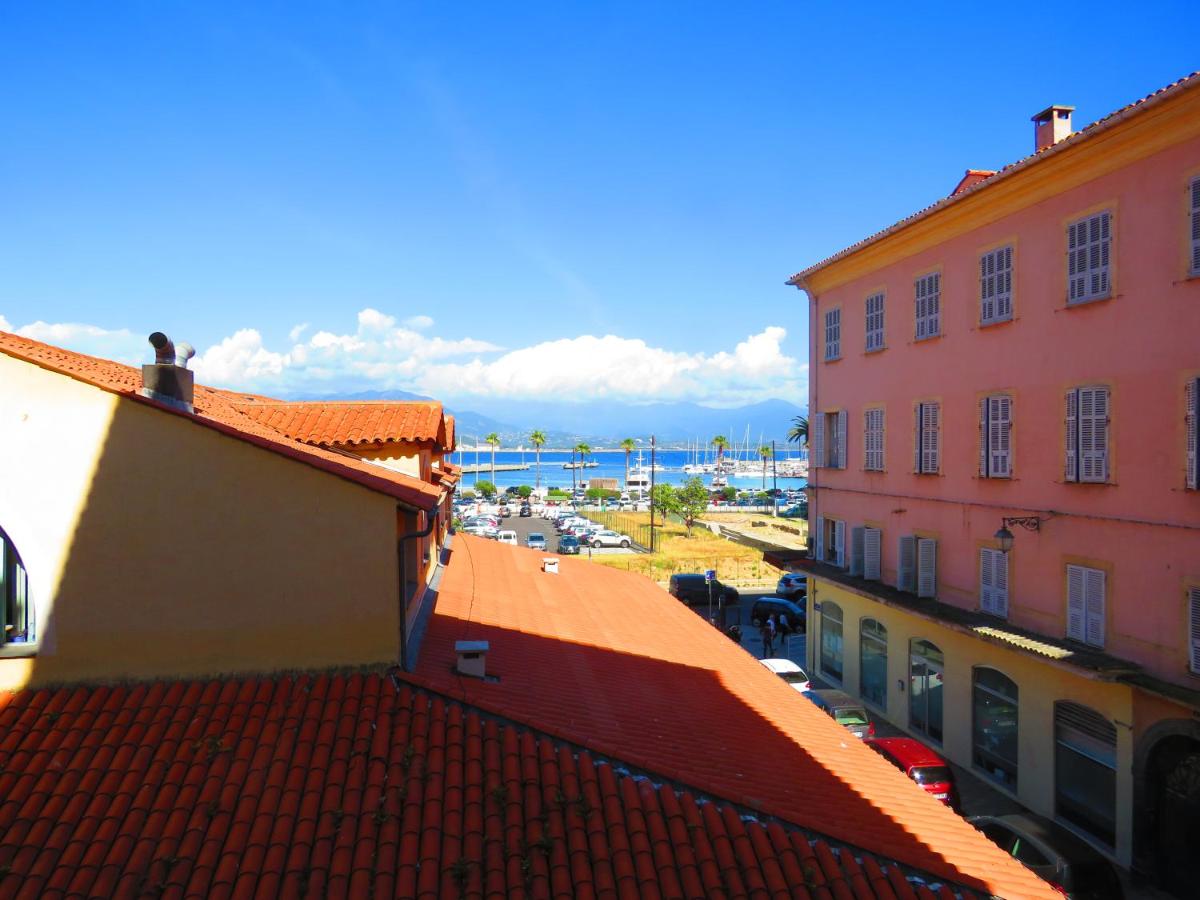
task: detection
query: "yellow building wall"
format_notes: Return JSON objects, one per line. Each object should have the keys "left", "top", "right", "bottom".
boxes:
{"left": 0, "top": 354, "right": 401, "bottom": 690}
{"left": 809, "top": 575, "right": 1135, "bottom": 866}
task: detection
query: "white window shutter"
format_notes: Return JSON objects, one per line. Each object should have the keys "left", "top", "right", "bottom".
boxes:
{"left": 980, "top": 547, "right": 995, "bottom": 613}
{"left": 1065, "top": 389, "right": 1079, "bottom": 482}
{"left": 928, "top": 273, "right": 940, "bottom": 336}
{"left": 1189, "top": 586, "right": 1200, "bottom": 674}
{"left": 917, "top": 538, "right": 937, "bottom": 598}
{"left": 994, "top": 550, "right": 1009, "bottom": 618}
{"left": 978, "top": 398, "right": 988, "bottom": 477}
{"left": 863, "top": 528, "right": 882, "bottom": 581}
{"left": 914, "top": 404, "right": 923, "bottom": 473}
{"left": 898, "top": 536, "right": 916, "bottom": 592}
{"left": 1085, "top": 568, "right": 1106, "bottom": 647}
{"left": 849, "top": 526, "right": 865, "bottom": 576}
{"left": 815, "top": 516, "right": 825, "bottom": 562}
{"left": 980, "top": 253, "right": 995, "bottom": 324}
{"left": 834, "top": 520, "right": 846, "bottom": 568}
{"left": 1186, "top": 378, "right": 1198, "bottom": 491}
{"left": 1067, "top": 212, "right": 1112, "bottom": 303}
{"left": 1079, "top": 387, "right": 1109, "bottom": 483}
{"left": 990, "top": 395, "right": 1012, "bottom": 477}
{"left": 1191, "top": 177, "right": 1200, "bottom": 275}
{"left": 812, "top": 413, "right": 825, "bottom": 469}
{"left": 1067, "top": 564, "right": 1086, "bottom": 641}
{"left": 919, "top": 403, "right": 940, "bottom": 474}
{"left": 836, "top": 410, "right": 848, "bottom": 469}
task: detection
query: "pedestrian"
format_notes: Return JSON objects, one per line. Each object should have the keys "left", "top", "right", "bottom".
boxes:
{"left": 779, "top": 611, "right": 790, "bottom": 644}
{"left": 759, "top": 621, "right": 773, "bottom": 658}
{"left": 767, "top": 614, "right": 777, "bottom": 649}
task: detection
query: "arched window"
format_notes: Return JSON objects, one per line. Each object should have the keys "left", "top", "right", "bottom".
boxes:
{"left": 819, "top": 601, "right": 843, "bottom": 682}
{"left": 860, "top": 618, "right": 888, "bottom": 708}
{"left": 1055, "top": 701, "right": 1117, "bottom": 846}
{"left": 1, "top": 527, "right": 33, "bottom": 646}
{"left": 973, "top": 667, "right": 1018, "bottom": 789}
{"left": 909, "top": 639, "right": 944, "bottom": 742}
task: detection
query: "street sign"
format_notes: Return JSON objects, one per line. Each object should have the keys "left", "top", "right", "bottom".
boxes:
{"left": 704, "top": 569, "right": 715, "bottom": 583}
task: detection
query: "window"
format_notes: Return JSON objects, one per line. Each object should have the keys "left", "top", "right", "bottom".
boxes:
{"left": 1189, "top": 587, "right": 1200, "bottom": 675}
{"left": 863, "top": 527, "right": 881, "bottom": 580}
{"left": 898, "top": 535, "right": 936, "bottom": 598}
{"left": 1064, "top": 387, "right": 1110, "bottom": 483}
{"left": 979, "top": 395, "right": 1012, "bottom": 478}
{"left": 824, "top": 307, "right": 841, "bottom": 360}
{"left": 973, "top": 667, "right": 1018, "bottom": 790}
{"left": 819, "top": 601, "right": 844, "bottom": 682}
{"left": 914, "top": 272, "right": 940, "bottom": 339}
{"left": 863, "top": 408, "right": 885, "bottom": 471}
{"left": 909, "top": 639, "right": 944, "bottom": 743}
{"left": 1067, "top": 564, "right": 1106, "bottom": 648}
{"left": 1187, "top": 378, "right": 1198, "bottom": 491}
{"left": 1055, "top": 702, "right": 1117, "bottom": 847}
{"left": 980, "top": 245, "right": 1013, "bottom": 324}
{"left": 979, "top": 548, "right": 1009, "bottom": 618}
{"left": 860, "top": 619, "right": 888, "bottom": 708}
{"left": 811, "top": 410, "right": 847, "bottom": 469}
{"left": 1189, "top": 177, "right": 1199, "bottom": 276}
{"left": 865, "top": 292, "right": 885, "bottom": 351}
{"left": 0, "top": 528, "right": 33, "bottom": 647}
{"left": 914, "top": 402, "right": 940, "bottom": 474}
{"left": 814, "top": 516, "right": 845, "bottom": 568}
{"left": 1067, "top": 211, "right": 1112, "bottom": 303}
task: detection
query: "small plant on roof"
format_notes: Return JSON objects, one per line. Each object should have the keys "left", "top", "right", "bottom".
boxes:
{"left": 448, "top": 858, "right": 475, "bottom": 894}
{"left": 329, "top": 808, "right": 345, "bottom": 828}
{"left": 489, "top": 783, "right": 508, "bottom": 806}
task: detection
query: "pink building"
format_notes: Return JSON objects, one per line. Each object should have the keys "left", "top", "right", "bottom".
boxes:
{"left": 789, "top": 72, "right": 1200, "bottom": 891}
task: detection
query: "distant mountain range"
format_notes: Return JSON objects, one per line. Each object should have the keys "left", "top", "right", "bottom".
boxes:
{"left": 291, "top": 389, "right": 805, "bottom": 447}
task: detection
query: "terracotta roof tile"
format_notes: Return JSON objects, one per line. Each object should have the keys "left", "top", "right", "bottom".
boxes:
{"left": 0, "top": 330, "right": 443, "bottom": 511}
{"left": 412, "top": 535, "right": 1062, "bottom": 899}
{"left": 229, "top": 399, "right": 449, "bottom": 449}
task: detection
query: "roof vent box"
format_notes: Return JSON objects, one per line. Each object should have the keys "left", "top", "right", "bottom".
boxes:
{"left": 542, "top": 558, "right": 559, "bottom": 574}
{"left": 140, "top": 332, "right": 196, "bottom": 412}
{"left": 455, "top": 640, "right": 489, "bottom": 679}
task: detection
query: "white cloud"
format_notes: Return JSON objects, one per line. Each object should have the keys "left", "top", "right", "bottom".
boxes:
{"left": 0, "top": 315, "right": 11, "bottom": 332}
{"left": 404, "top": 314, "right": 434, "bottom": 330}
{"left": 288, "top": 322, "right": 310, "bottom": 342}
{"left": 0, "top": 316, "right": 145, "bottom": 365}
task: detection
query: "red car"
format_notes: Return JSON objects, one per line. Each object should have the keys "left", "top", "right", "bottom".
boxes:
{"left": 864, "top": 737, "right": 961, "bottom": 812}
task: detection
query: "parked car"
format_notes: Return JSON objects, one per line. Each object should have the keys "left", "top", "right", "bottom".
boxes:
{"left": 775, "top": 573, "right": 808, "bottom": 600}
{"left": 749, "top": 596, "right": 806, "bottom": 634}
{"left": 804, "top": 689, "right": 874, "bottom": 738}
{"left": 590, "top": 530, "right": 632, "bottom": 548}
{"left": 779, "top": 503, "right": 808, "bottom": 519}
{"left": 864, "top": 737, "right": 960, "bottom": 811}
{"left": 969, "top": 814, "right": 1124, "bottom": 900}
{"left": 497, "top": 530, "right": 518, "bottom": 545}
{"left": 667, "top": 573, "right": 739, "bottom": 607}
{"left": 519, "top": 505, "right": 532, "bottom": 517}
{"left": 497, "top": 506, "right": 511, "bottom": 518}
{"left": 759, "top": 658, "right": 810, "bottom": 692}
{"left": 557, "top": 535, "right": 581, "bottom": 555}
{"left": 526, "top": 532, "right": 547, "bottom": 551}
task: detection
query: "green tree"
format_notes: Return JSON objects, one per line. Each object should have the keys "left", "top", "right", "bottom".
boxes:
{"left": 530, "top": 430, "right": 547, "bottom": 489}
{"left": 676, "top": 477, "right": 711, "bottom": 534}
{"left": 460, "top": 489, "right": 476, "bottom": 500}
{"left": 711, "top": 435, "right": 730, "bottom": 470}
{"left": 758, "top": 444, "right": 773, "bottom": 489}
{"left": 721, "top": 486, "right": 737, "bottom": 502}
{"left": 787, "top": 415, "right": 809, "bottom": 446}
{"left": 475, "top": 480, "right": 497, "bottom": 499}
{"left": 619, "top": 437, "right": 636, "bottom": 489}
{"left": 573, "top": 442, "right": 590, "bottom": 493}
{"left": 650, "top": 483, "right": 677, "bottom": 520}
{"left": 485, "top": 432, "right": 501, "bottom": 486}
{"left": 517, "top": 485, "right": 533, "bottom": 499}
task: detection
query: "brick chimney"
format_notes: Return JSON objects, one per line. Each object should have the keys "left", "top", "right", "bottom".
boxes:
{"left": 1031, "top": 105, "right": 1075, "bottom": 152}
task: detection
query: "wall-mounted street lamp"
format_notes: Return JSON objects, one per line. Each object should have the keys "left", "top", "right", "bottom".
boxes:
{"left": 994, "top": 516, "right": 1041, "bottom": 553}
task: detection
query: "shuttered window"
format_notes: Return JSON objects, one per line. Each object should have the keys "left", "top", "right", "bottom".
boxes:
{"left": 914, "top": 402, "right": 940, "bottom": 474}
{"left": 1067, "top": 564, "right": 1106, "bottom": 648}
{"left": 1065, "top": 387, "right": 1109, "bottom": 483}
{"left": 812, "top": 411, "right": 845, "bottom": 469}
{"left": 1187, "top": 378, "right": 1198, "bottom": 491}
{"left": 1189, "top": 586, "right": 1200, "bottom": 675}
{"left": 1190, "top": 177, "right": 1200, "bottom": 276}
{"left": 917, "top": 538, "right": 937, "bottom": 598}
{"left": 863, "top": 408, "right": 885, "bottom": 471}
{"left": 914, "top": 272, "right": 941, "bottom": 340}
{"left": 863, "top": 527, "right": 882, "bottom": 581}
{"left": 824, "top": 307, "right": 841, "bottom": 360}
{"left": 980, "top": 245, "right": 1013, "bottom": 324}
{"left": 817, "top": 517, "right": 845, "bottom": 567}
{"left": 811, "top": 413, "right": 824, "bottom": 470}
{"left": 1067, "top": 211, "right": 1112, "bottom": 303}
{"left": 980, "top": 548, "right": 1009, "bottom": 618}
{"left": 865, "top": 291, "right": 885, "bottom": 351}
{"left": 833, "top": 519, "right": 846, "bottom": 568}
{"left": 897, "top": 536, "right": 916, "bottom": 592}
{"left": 979, "top": 395, "right": 1012, "bottom": 478}
{"left": 849, "top": 526, "right": 865, "bottom": 576}
{"left": 834, "top": 410, "right": 847, "bottom": 469}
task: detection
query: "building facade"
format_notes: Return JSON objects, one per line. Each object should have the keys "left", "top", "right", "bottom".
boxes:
{"left": 790, "top": 73, "right": 1200, "bottom": 892}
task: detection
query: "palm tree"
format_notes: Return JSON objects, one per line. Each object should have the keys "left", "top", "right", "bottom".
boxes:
{"left": 485, "top": 432, "right": 500, "bottom": 486}
{"left": 574, "top": 442, "right": 590, "bottom": 494}
{"left": 758, "top": 444, "right": 772, "bottom": 489}
{"left": 530, "top": 430, "right": 546, "bottom": 489}
{"left": 787, "top": 415, "right": 809, "bottom": 446}
{"left": 711, "top": 435, "right": 730, "bottom": 471}
{"left": 619, "top": 438, "right": 636, "bottom": 489}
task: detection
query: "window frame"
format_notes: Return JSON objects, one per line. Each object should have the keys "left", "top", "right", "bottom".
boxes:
{"left": 863, "top": 407, "right": 885, "bottom": 472}
{"left": 865, "top": 291, "right": 886, "bottom": 352}
{"left": 980, "top": 245, "right": 1014, "bottom": 325}
{"left": 1065, "top": 386, "right": 1110, "bottom": 484}
{"left": 914, "top": 401, "right": 940, "bottom": 475}
{"left": 979, "top": 394, "right": 1013, "bottom": 479}
{"left": 0, "top": 527, "right": 36, "bottom": 658}
{"left": 819, "top": 601, "right": 844, "bottom": 683}
{"left": 914, "top": 271, "right": 941, "bottom": 340}
{"left": 824, "top": 306, "right": 842, "bottom": 361}
{"left": 979, "top": 547, "right": 1009, "bottom": 618}
{"left": 1066, "top": 210, "right": 1112, "bottom": 305}
{"left": 972, "top": 666, "right": 1019, "bottom": 791}
{"left": 1066, "top": 564, "right": 1106, "bottom": 648}
{"left": 1189, "top": 176, "right": 1200, "bottom": 277}
{"left": 859, "top": 618, "right": 888, "bottom": 709}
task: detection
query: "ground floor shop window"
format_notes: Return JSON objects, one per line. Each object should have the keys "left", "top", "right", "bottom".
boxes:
{"left": 973, "top": 667, "right": 1018, "bottom": 790}
{"left": 910, "top": 639, "right": 943, "bottom": 743}
{"left": 820, "top": 601, "right": 843, "bottom": 682}
{"left": 1055, "top": 701, "right": 1116, "bottom": 847}
{"left": 860, "top": 618, "right": 887, "bottom": 708}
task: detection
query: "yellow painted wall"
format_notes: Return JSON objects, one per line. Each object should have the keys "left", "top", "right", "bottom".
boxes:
{"left": 809, "top": 575, "right": 1135, "bottom": 866}
{"left": 0, "top": 354, "right": 401, "bottom": 690}
{"left": 357, "top": 445, "right": 425, "bottom": 479}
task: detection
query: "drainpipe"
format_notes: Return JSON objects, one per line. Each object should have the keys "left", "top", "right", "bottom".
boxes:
{"left": 397, "top": 499, "right": 440, "bottom": 672}
{"left": 795, "top": 275, "right": 818, "bottom": 678}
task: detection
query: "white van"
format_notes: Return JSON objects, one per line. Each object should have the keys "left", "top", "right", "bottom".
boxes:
{"left": 497, "top": 530, "right": 518, "bottom": 545}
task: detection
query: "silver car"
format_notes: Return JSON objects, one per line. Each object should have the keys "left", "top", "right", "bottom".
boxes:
{"left": 526, "top": 532, "right": 547, "bottom": 551}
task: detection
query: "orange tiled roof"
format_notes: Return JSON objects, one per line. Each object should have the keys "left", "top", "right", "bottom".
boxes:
{"left": 0, "top": 331, "right": 443, "bottom": 512}
{"left": 789, "top": 70, "right": 1200, "bottom": 285}
{"left": 443, "top": 414, "right": 456, "bottom": 452}
{"left": 230, "top": 400, "right": 449, "bottom": 449}
{"left": 413, "top": 536, "right": 1062, "bottom": 899}
{"left": 0, "top": 672, "right": 1000, "bottom": 900}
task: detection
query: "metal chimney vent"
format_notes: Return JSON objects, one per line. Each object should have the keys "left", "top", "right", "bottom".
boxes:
{"left": 141, "top": 332, "right": 195, "bottom": 412}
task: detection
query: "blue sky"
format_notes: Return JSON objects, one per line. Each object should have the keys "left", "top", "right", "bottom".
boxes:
{"left": 1, "top": 2, "right": 1194, "bottom": 406}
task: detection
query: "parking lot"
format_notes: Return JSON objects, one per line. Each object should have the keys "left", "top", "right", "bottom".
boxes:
{"left": 460, "top": 505, "right": 639, "bottom": 555}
